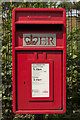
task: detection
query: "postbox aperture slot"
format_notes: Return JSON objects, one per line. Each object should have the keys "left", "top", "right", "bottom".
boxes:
{"left": 16, "top": 24, "right": 63, "bottom": 31}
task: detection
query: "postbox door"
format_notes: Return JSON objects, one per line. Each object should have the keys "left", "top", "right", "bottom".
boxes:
{"left": 16, "top": 51, "right": 62, "bottom": 110}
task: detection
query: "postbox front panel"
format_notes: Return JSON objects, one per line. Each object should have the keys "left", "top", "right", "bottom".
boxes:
{"left": 12, "top": 8, "right": 66, "bottom": 114}
{"left": 16, "top": 51, "right": 62, "bottom": 110}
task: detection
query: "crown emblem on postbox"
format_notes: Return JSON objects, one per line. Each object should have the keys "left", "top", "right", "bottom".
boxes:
{"left": 24, "top": 35, "right": 38, "bottom": 45}
{"left": 23, "top": 34, "right": 56, "bottom": 46}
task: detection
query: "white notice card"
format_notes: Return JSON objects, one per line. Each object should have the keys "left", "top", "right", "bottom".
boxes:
{"left": 32, "top": 63, "right": 49, "bottom": 97}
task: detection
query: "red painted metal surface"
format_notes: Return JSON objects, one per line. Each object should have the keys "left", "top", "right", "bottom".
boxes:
{"left": 12, "top": 8, "right": 66, "bottom": 114}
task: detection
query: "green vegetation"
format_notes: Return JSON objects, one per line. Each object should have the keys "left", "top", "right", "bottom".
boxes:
{"left": 58, "top": 1, "right": 80, "bottom": 10}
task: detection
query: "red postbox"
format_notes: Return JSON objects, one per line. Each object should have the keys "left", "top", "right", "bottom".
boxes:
{"left": 12, "top": 8, "right": 66, "bottom": 114}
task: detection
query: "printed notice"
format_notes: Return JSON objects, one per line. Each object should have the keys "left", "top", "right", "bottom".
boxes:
{"left": 32, "top": 63, "right": 49, "bottom": 97}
